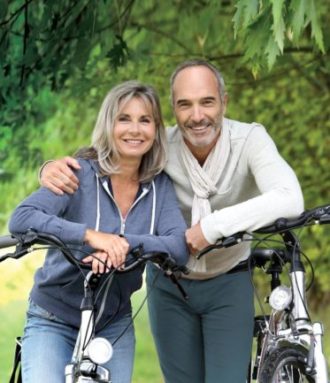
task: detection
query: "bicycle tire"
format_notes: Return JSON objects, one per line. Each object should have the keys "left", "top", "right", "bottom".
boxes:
{"left": 258, "top": 346, "right": 316, "bottom": 383}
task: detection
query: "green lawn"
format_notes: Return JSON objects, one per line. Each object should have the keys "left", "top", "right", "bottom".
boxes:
{"left": 0, "top": 300, "right": 26, "bottom": 383}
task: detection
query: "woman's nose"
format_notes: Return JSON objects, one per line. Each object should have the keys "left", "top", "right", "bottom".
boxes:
{"left": 128, "top": 122, "right": 140, "bottom": 134}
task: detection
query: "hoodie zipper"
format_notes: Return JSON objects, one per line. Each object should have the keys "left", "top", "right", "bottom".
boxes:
{"left": 102, "top": 180, "right": 150, "bottom": 235}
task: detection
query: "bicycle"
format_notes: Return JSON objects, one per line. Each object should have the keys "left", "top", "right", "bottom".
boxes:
{"left": 0, "top": 230, "right": 188, "bottom": 383}
{"left": 198, "top": 204, "right": 330, "bottom": 383}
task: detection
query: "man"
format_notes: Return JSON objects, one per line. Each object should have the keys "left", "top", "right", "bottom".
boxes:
{"left": 40, "top": 60, "right": 304, "bottom": 382}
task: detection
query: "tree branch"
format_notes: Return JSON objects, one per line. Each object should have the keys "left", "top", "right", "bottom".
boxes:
{"left": 20, "top": 0, "right": 30, "bottom": 87}
{"left": 0, "top": 0, "right": 34, "bottom": 27}
{"left": 130, "top": 21, "right": 192, "bottom": 53}
{"left": 45, "top": 0, "right": 136, "bottom": 42}
{"left": 288, "top": 56, "right": 329, "bottom": 93}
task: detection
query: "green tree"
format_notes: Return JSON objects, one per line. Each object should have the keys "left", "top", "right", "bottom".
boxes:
{"left": 1, "top": 0, "right": 329, "bottom": 303}
{"left": 0, "top": 0, "right": 327, "bottom": 120}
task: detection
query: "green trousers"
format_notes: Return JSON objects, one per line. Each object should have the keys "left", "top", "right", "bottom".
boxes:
{"left": 146, "top": 265, "right": 254, "bottom": 383}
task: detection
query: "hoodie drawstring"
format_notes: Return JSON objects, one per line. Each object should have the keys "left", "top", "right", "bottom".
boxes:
{"left": 95, "top": 174, "right": 101, "bottom": 231}
{"left": 150, "top": 180, "right": 156, "bottom": 235}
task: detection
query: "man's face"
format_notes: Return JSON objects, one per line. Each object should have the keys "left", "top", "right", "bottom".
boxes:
{"left": 172, "top": 66, "right": 227, "bottom": 150}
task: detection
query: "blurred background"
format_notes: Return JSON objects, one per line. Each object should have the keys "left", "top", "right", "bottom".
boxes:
{"left": 1, "top": 1, "right": 329, "bottom": 381}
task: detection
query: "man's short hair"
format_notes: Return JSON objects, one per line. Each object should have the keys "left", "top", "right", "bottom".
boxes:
{"left": 170, "top": 59, "right": 226, "bottom": 105}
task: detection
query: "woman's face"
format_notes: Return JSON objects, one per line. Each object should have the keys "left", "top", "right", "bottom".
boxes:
{"left": 114, "top": 97, "right": 156, "bottom": 163}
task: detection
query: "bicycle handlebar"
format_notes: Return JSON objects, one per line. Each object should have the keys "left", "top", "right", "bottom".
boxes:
{"left": 197, "top": 204, "right": 330, "bottom": 259}
{"left": 255, "top": 204, "right": 330, "bottom": 234}
{"left": 118, "top": 250, "right": 188, "bottom": 274}
{"left": 0, "top": 235, "right": 19, "bottom": 248}
{"left": 0, "top": 230, "right": 189, "bottom": 275}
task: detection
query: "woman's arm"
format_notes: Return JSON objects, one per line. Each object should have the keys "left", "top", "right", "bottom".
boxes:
{"left": 124, "top": 175, "right": 189, "bottom": 266}
{"left": 10, "top": 162, "right": 129, "bottom": 270}
{"left": 9, "top": 186, "right": 87, "bottom": 244}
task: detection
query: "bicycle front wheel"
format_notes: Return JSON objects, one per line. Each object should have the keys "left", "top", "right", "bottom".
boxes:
{"left": 258, "top": 346, "right": 315, "bottom": 383}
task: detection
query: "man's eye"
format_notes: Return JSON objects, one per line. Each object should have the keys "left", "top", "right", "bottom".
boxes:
{"left": 177, "top": 103, "right": 190, "bottom": 109}
{"left": 202, "top": 100, "right": 213, "bottom": 106}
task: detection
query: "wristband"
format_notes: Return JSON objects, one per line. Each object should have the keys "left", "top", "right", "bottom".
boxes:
{"left": 37, "top": 159, "right": 55, "bottom": 184}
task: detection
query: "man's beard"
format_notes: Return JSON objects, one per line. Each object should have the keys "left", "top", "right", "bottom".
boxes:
{"left": 181, "top": 116, "right": 222, "bottom": 148}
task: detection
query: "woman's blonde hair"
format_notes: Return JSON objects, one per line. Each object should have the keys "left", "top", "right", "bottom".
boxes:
{"left": 76, "top": 81, "right": 167, "bottom": 182}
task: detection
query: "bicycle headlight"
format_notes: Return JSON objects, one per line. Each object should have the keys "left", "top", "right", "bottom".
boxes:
{"left": 269, "top": 285, "right": 292, "bottom": 311}
{"left": 87, "top": 337, "right": 113, "bottom": 365}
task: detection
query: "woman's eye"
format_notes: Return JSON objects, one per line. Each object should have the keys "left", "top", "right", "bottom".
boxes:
{"left": 141, "top": 118, "right": 151, "bottom": 123}
{"left": 118, "top": 116, "right": 129, "bottom": 122}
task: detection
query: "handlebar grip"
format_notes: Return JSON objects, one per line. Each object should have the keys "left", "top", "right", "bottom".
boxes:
{"left": 320, "top": 215, "right": 330, "bottom": 224}
{"left": 0, "top": 235, "right": 19, "bottom": 249}
{"left": 177, "top": 265, "right": 190, "bottom": 275}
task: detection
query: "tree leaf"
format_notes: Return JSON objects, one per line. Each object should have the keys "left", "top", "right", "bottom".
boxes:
{"left": 308, "top": 0, "right": 325, "bottom": 53}
{"left": 244, "top": 6, "right": 272, "bottom": 61}
{"left": 232, "top": 0, "right": 259, "bottom": 36}
{"left": 265, "top": 35, "right": 280, "bottom": 68}
{"left": 232, "top": 1, "right": 244, "bottom": 37}
{"left": 270, "top": 0, "right": 285, "bottom": 53}
{"left": 242, "top": 0, "right": 259, "bottom": 27}
{"left": 289, "top": 0, "right": 306, "bottom": 41}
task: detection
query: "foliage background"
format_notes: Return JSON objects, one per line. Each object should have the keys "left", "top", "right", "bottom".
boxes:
{"left": 0, "top": 0, "right": 330, "bottom": 381}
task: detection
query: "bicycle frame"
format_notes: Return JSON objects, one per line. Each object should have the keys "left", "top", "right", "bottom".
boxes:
{"left": 65, "top": 272, "right": 112, "bottom": 383}
{"left": 251, "top": 230, "right": 328, "bottom": 382}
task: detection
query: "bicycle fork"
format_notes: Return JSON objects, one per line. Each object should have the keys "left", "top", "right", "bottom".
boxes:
{"left": 310, "top": 322, "right": 328, "bottom": 383}
{"left": 291, "top": 270, "right": 328, "bottom": 383}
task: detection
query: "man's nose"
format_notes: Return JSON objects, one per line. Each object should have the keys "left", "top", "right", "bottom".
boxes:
{"left": 191, "top": 106, "right": 204, "bottom": 122}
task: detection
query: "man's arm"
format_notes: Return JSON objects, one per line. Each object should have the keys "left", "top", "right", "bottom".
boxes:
{"left": 39, "top": 156, "right": 81, "bottom": 194}
{"left": 199, "top": 125, "right": 304, "bottom": 245}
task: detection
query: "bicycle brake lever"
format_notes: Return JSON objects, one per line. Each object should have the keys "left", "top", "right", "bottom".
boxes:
{"left": 196, "top": 234, "right": 244, "bottom": 260}
{"left": 0, "top": 243, "right": 33, "bottom": 262}
{"left": 130, "top": 244, "right": 144, "bottom": 258}
{"left": 196, "top": 243, "right": 219, "bottom": 259}
{"left": 165, "top": 272, "right": 189, "bottom": 300}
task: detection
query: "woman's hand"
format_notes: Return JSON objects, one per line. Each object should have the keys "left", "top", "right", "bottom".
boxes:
{"left": 82, "top": 251, "right": 116, "bottom": 274}
{"left": 83, "top": 229, "right": 130, "bottom": 272}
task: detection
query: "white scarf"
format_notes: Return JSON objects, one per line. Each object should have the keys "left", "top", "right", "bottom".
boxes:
{"left": 180, "top": 119, "right": 230, "bottom": 272}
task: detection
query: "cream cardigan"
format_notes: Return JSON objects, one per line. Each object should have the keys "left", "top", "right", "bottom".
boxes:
{"left": 165, "top": 118, "right": 304, "bottom": 280}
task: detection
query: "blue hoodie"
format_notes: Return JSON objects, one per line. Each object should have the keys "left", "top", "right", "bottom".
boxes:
{"left": 9, "top": 159, "right": 188, "bottom": 329}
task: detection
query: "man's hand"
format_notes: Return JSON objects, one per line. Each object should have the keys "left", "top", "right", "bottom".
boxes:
{"left": 40, "top": 156, "right": 80, "bottom": 195}
{"left": 185, "top": 222, "right": 211, "bottom": 255}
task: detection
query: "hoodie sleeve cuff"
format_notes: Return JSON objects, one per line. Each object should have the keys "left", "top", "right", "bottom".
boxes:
{"left": 59, "top": 221, "right": 88, "bottom": 245}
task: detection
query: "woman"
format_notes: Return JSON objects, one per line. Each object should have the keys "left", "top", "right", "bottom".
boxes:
{"left": 9, "top": 81, "right": 188, "bottom": 383}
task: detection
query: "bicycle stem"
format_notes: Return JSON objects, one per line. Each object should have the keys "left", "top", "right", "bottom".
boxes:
{"left": 280, "top": 231, "right": 309, "bottom": 325}
{"left": 290, "top": 270, "right": 309, "bottom": 324}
